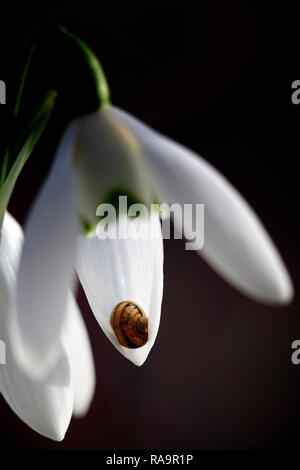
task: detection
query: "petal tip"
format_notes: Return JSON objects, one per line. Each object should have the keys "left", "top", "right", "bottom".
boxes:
{"left": 128, "top": 352, "right": 148, "bottom": 367}
{"left": 274, "top": 275, "right": 294, "bottom": 306}
{"left": 72, "top": 373, "right": 96, "bottom": 418}
{"left": 48, "top": 425, "right": 67, "bottom": 442}
{"left": 254, "top": 266, "right": 294, "bottom": 306}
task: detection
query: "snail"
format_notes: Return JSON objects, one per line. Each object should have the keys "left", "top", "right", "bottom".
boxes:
{"left": 110, "top": 301, "right": 148, "bottom": 349}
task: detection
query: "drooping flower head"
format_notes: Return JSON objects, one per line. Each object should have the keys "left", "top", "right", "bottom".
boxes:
{"left": 0, "top": 26, "right": 294, "bottom": 440}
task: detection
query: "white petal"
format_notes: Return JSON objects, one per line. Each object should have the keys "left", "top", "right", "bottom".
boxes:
{"left": 0, "top": 212, "right": 73, "bottom": 441}
{"left": 76, "top": 212, "right": 163, "bottom": 366}
{"left": 0, "top": 212, "right": 23, "bottom": 278}
{"left": 109, "top": 107, "right": 293, "bottom": 305}
{"left": 13, "top": 122, "right": 79, "bottom": 380}
{"left": 62, "top": 293, "right": 95, "bottom": 417}
{"left": 74, "top": 110, "right": 154, "bottom": 227}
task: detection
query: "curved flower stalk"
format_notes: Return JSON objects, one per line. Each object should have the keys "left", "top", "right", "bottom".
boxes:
{"left": 0, "top": 212, "right": 95, "bottom": 440}
{"left": 7, "top": 28, "right": 293, "bottom": 381}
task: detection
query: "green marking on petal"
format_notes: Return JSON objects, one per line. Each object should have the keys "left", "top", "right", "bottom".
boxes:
{"left": 151, "top": 196, "right": 165, "bottom": 218}
{"left": 80, "top": 216, "right": 95, "bottom": 234}
{"left": 99, "top": 187, "right": 145, "bottom": 219}
{"left": 152, "top": 197, "right": 161, "bottom": 206}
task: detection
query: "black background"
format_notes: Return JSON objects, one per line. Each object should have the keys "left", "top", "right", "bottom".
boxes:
{"left": 0, "top": 0, "right": 300, "bottom": 450}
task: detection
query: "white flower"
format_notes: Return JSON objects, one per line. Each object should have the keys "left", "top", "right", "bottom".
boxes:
{"left": 10, "top": 105, "right": 293, "bottom": 379}
{"left": 0, "top": 212, "right": 95, "bottom": 440}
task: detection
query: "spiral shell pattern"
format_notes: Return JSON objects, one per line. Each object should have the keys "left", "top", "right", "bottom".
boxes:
{"left": 110, "top": 301, "right": 148, "bottom": 349}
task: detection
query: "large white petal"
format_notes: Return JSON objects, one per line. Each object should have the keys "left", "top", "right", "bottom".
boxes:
{"left": 0, "top": 212, "right": 73, "bottom": 441}
{"left": 76, "top": 212, "right": 163, "bottom": 366}
{"left": 62, "top": 293, "right": 95, "bottom": 417}
{"left": 13, "top": 122, "right": 79, "bottom": 379}
{"left": 109, "top": 107, "right": 293, "bottom": 305}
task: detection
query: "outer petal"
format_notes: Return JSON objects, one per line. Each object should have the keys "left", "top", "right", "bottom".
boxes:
{"left": 109, "top": 107, "right": 293, "bottom": 305}
{"left": 13, "top": 122, "right": 79, "bottom": 379}
{"left": 0, "top": 212, "right": 73, "bottom": 441}
{"left": 62, "top": 293, "right": 96, "bottom": 417}
{"left": 76, "top": 212, "right": 163, "bottom": 366}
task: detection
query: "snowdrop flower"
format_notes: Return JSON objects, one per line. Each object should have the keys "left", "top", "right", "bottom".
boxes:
{"left": 0, "top": 212, "right": 95, "bottom": 440}
{"left": 13, "top": 105, "right": 294, "bottom": 377}
{"left": 8, "top": 27, "right": 293, "bottom": 381}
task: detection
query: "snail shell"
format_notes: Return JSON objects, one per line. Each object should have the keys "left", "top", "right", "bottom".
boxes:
{"left": 110, "top": 301, "right": 148, "bottom": 349}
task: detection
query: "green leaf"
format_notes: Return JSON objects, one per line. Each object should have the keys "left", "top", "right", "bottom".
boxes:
{"left": 0, "top": 90, "right": 57, "bottom": 224}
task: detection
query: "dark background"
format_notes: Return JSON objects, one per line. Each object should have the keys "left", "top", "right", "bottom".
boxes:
{"left": 0, "top": 0, "right": 300, "bottom": 450}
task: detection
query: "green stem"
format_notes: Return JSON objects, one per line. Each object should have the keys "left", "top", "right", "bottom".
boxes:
{"left": 0, "top": 26, "right": 110, "bottom": 230}
{"left": 59, "top": 26, "right": 110, "bottom": 109}
{"left": 13, "top": 43, "right": 37, "bottom": 118}
{"left": 13, "top": 25, "right": 110, "bottom": 118}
